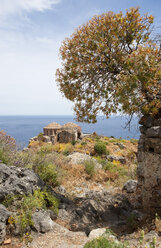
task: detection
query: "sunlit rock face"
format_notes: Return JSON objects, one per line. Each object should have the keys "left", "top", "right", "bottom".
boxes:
{"left": 137, "top": 114, "right": 161, "bottom": 215}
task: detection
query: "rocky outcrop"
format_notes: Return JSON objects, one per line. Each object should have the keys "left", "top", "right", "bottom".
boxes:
{"left": 138, "top": 114, "right": 161, "bottom": 214}
{"left": 68, "top": 152, "right": 102, "bottom": 169}
{"left": 0, "top": 205, "right": 11, "bottom": 244}
{"left": 0, "top": 163, "right": 45, "bottom": 201}
{"left": 106, "top": 155, "right": 126, "bottom": 164}
{"left": 122, "top": 180, "right": 137, "bottom": 193}
{"left": 32, "top": 210, "right": 54, "bottom": 233}
{"left": 58, "top": 189, "right": 133, "bottom": 234}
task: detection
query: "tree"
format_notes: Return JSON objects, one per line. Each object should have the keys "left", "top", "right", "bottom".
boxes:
{"left": 56, "top": 7, "right": 161, "bottom": 123}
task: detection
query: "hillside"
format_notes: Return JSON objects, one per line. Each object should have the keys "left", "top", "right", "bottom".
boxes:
{"left": 0, "top": 131, "right": 161, "bottom": 247}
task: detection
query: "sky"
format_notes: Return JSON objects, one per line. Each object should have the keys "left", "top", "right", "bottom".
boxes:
{"left": 0, "top": 0, "right": 161, "bottom": 116}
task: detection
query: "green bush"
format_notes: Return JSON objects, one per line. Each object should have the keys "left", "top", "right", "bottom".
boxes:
{"left": 0, "top": 131, "right": 17, "bottom": 165}
{"left": 103, "top": 161, "right": 115, "bottom": 171}
{"left": 84, "top": 159, "right": 95, "bottom": 177}
{"left": 130, "top": 139, "right": 138, "bottom": 144}
{"left": 4, "top": 189, "right": 59, "bottom": 234}
{"left": 81, "top": 141, "right": 87, "bottom": 146}
{"left": 84, "top": 236, "right": 127, "bottom": 248}
{"left": 94, "top": 142, "right": 107, "bottom": 155}
{"left": 37, "top": 163, "right": 59, "bottom": 187}
{"left": 37, "top": 133, "right": 44, "bottom": 142}
{"left": 62, "top": 143, "right": 73, "bottom": 156}
{"left": 71, "top": 140, "right": 77, "bottom": 146}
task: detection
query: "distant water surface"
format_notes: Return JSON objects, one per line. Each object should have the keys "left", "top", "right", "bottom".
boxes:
{"left": 0, "top": 115, "right": 140, "bottom": 148}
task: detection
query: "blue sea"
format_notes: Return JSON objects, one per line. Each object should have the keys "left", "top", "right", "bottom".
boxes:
{"left": 0, "top": 115, "right": 140, "bottom": 148}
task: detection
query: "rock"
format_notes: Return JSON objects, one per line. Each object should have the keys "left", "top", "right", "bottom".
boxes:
{"left": 88, "top": 228, "right": 106, "bottom": 239}
{"left": 139, "top": 115, "right": 154, "bottom": 128}
{"left": 3, "top": 238, "right": 11, "bottom": 244}
{"left": 0, "top": 163, "right": 45, "bottom": 201}
{"left": 0, "top": 204, "right": 11, "bottom": 223}
{"left": 55, "top": 186, "right": 66, "bottom": 195}
{"left": 43, "top": 135, "right": 51, "bottom": 143}
{"left": 22, "top": 147, "right": 29, "bottom": 152}
{"left": 0, "top": 223, "right": 6, "bottom": 244}
{"left": 67, "top": 190, "right": 132, "bottom": 233}
{"left": 32, "top": 210, "right": 54, "bottom": 233}
{"left": 114, "top": 143, "right": 125, "bottom": 149}
{"left": 0, "top": 205, "right": 11, "bottom": 244}
{"left": 138, "top": 115, "right": 161, "bottom": 214}
{"left": 68, "top": 152, "right": 102, "bottom": 169}
{"left": 122, "top": 180, "right": 137, "bottom": 193}
{"left": 58, "top": 209, "right": 71, "bottom": 221}
{"left": 146, "top": 126, "right": 161, "bottom": 138}
{"left": 106, "top": 155, "right": 126, "bottom": 164}
{"left": 29, "top": 136, "right": 38, "bottom": 142}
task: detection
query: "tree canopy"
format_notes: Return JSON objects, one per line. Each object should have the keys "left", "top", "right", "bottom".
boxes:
{"left": 56, "top": 7, "right": 161, "bottom": 123}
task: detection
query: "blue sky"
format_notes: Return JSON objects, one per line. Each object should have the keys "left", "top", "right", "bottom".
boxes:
{"left": 0, "top": 0, "right": 160, "bottom": 115}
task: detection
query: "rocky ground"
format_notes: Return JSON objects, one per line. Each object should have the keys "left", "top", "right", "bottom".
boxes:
{"left": 0, "top": 134, "right": 161, "bottom": 247}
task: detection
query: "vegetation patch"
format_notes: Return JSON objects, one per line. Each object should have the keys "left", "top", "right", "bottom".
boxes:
{"left": 37, "top": 163, "right": 59, "bottom": 187}
{"left": 94, "top": 142, "right": 108, "bottom": 155}
{"left": 84, "top": 236, "right": 127, "bottom": 248}
{"left": 3, "top": 189, "right": 59, "bottom": 235}
{"left": 84, "top": 159, "right": 95, "bottom": 177}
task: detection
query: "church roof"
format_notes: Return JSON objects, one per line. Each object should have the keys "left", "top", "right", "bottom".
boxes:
{"left": 63, "top": 122, "right": 81, "bottom": 131}
{"left": 44, "top": 122, "right": 62, "bottom": 129}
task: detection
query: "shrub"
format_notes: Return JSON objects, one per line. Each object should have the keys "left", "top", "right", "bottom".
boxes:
{"left": 94, "top": 142, "right": 107, "bottom": 155}
{"left": 3, "top": 189, "right": 59, "bottom": 234}
{"left": 103, "top": 161, "right": 127, "bottom": 177}
{"left": 130, "top": 138, "right": 138, "bottom": 144}
{"left": 84, "top": 236, "right": 127, "bottom": 248}
{"left": 37, "top": 163, "right": 59, "bottom": 187}
{"left": 84, "top": 159, "right": 95, "bottom": 177}
{"left": 0, "top": 130, "right": 17, "bottom": 164}
{"left": 81, "top": 141, "right": 87, "bottom": 146}
{"left": 37, "top": 133, "right": 44, "bottom": 142}
{"left": 62, "top": 143, "right": 73, "bottom": 156}
{"left": 71, "top": 140, "right": 77, "bottom": 146}
{"left": 103, "top": 161, "right": 115, "bottom": 171}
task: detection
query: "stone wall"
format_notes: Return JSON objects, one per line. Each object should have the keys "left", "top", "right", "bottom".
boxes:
{"left": 137, "top": 115, "right": 161, "bottom": 215}
{"left": 57, "top": 129, "right": 77, "bottom": 143}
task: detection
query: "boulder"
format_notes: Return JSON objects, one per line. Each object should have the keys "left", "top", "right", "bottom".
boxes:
{"left": 122, "top": 180, "right": 137, "bottom": 193}
{"left": 88, "top": 228, "right": 106, "bottom": 239}
{"left": 68, "top": 152, "right": 102, "bottom": 169}
{"left": 106, "top": 155, "right": 126, "bottom": 164}
{"left": 146, "top": 126, "right": 161, "bottom": 138}
{"left": 43, "top": 135, "right": 51, "bottom": 143}
{"left": 32, "top": 210, "right": 54, "bottom": 233}
{"left": 114, "top": 143, "right": 125, "bottom": 149}
{"left": 0, "top": 205, "right": 11, "bottom": 244}
{"left": 0, "top": 163, "right": 45, "bottom": 201}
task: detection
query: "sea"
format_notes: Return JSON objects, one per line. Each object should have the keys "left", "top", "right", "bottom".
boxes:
{"left": 0, "top": 115, "right": 140, "bottom": 148}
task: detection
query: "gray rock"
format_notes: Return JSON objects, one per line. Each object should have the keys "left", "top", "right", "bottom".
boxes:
{"left": 146, "top": 126, "right": 161, "bottom": 138}
{"left": 68, "top": 152, "right": 102, "bottom": 169}
{"left": 88, "top": 228, "right": 106, "bottom": 239}
{"left": 139, "top": 115, "right": 154, "bottom": 128}
{"left": 29, "top": 136, "right": 38, "bottom": 142}
{"left": 0, "top": 222, "right": 6, "bottom": 244}
{"left": 0, "top": 205, "right": 11, "bottom": 244}
{"left": 0, "top": 204, "right": 11, "bottom": 223}
{"left": 58, "top": 209, "right": 71, "bottom": 221}
{"left": 0, "top": 163, "right": 45, "bottom": 201}
{"left": 32, "top": 210, "right": 54, "bottom": 233}
{"left": 106, "top": 155, "right": 126, "bottom": 164}
{"left": 55, "top": 186, "right": 66, "bottom": 195}
{"left": 68, "top": 191, "right": 132, "bottom": 233}
{"left": 43, "top": 135, "right": 51, "bottom": 143}
{"left": 122, "top": 180, "right": 137, "bottom": 193}
{"left": 114, "top": 143, "right": 125, "bottom": 149}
